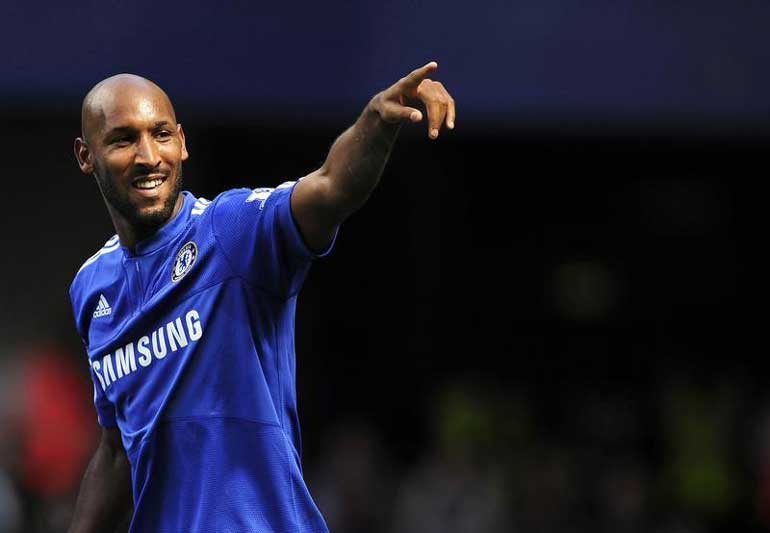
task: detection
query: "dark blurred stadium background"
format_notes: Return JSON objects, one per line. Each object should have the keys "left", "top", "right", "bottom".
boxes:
{"left": 0, "top": 1, "right": 766, "bottom": 531}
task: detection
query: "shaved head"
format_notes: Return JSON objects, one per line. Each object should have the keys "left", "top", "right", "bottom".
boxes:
{"left": 74, "top": 73, "right": 188, "bottom": 247}
{"left": 81, "top": 74, "right": 176, "bottom": 144}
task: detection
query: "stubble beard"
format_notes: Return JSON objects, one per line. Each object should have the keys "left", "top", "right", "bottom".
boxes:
{"left": 96, "top": 165, "right": 184, "bottom": 237}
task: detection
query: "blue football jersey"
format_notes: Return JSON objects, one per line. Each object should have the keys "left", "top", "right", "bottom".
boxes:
{"left": 69, "top": 182, "right": 331, "bottom": 532}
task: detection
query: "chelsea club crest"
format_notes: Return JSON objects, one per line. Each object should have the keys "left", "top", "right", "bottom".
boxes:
{"left": 172, "top": 241, "right": 198, "bottom": 282}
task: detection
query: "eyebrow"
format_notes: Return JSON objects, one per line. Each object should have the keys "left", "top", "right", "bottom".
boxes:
{"left": 104, "top": 121, "right": 173, "bottom": 137}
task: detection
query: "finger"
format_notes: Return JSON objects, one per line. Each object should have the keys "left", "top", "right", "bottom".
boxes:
{"left": 380, "top": 100, "right": 423, "bottom": 123}
{"left": 446, "top": 96, "right": 456, "bottom": 129}
{"left": 426, "top": 100, "right": 446, "bottom": 139}
{"left": 408, "top": 108, "right": 423, "bottom": 122}
{"left": 401, "top": 61, "right": 439, "bottom": 90}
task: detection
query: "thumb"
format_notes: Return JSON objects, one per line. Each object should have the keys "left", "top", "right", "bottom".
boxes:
{"left": 401, "top": 107, "right": 423, "bottom": 123}
{"left": 380, "top": 100, "right": 423, "bottom": 123}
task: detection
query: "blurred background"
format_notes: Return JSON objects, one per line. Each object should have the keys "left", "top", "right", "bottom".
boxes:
{"left": 0, "top": 1, "right": 765, "bottom": 531}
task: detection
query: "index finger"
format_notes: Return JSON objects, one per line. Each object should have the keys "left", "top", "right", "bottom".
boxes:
{"left": 401, "top": 61, "right": 439, "bottom": 89}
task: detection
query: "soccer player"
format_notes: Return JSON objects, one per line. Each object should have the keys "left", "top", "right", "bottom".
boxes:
{"left": 67, "top": 62, "right": 455, "bottom": 532}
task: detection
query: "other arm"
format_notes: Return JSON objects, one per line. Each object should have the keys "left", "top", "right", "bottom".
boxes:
{"left": 68, "top": 427, "right": 132, "bottom": 533}
{"left": 291, "top": 61, "right": 456, "bottom": 251}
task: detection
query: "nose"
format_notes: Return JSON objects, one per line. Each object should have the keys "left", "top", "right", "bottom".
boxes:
{"left": 135, "top": 133, "right": 160, "bottom": 167}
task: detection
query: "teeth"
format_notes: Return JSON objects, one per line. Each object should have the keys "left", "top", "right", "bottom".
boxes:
{"left": 135, "top": 178, "right": 164, "bottom": 189}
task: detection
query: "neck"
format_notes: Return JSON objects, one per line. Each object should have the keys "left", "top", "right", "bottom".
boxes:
{"left": 108, "top": 194, "right": 184, "bottom": 250}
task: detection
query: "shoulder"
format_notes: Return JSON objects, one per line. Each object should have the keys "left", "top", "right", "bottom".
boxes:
{"left": 70, "top": 235, "right": 121, "bottom": 299}
{"left": 214, "top": 182, "right": 297, "bottom": 211}
{"left": 69, "top": 234, "right": 122, "bottom": 331}
{"left": 190, "top": 195, "right": 212, "bottom": 217}
{"left": 207, "top": 183, "right": 298, "bottom": 233}
{"left": 72, "top": 234, "right": 121, "bottom": 282}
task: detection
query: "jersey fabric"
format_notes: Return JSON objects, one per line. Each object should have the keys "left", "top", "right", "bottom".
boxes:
{"left": 69, "top": 182, "right": 331, "bottom": 532}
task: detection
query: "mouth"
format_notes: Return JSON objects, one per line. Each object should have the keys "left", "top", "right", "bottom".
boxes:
{"left": 132, "top": 174, "right": 168, "bottom": 192}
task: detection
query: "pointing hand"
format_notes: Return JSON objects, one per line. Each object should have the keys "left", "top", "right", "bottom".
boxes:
{"left": 372, "top": 61, "right": 456, "bottom": 139}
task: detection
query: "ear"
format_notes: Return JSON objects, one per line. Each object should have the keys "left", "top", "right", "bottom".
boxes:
{"left": 177, "top": 124, "right": 189, "bottom": 161}
{"left": 74, "top": 137, "right": 95, "bottom": 174}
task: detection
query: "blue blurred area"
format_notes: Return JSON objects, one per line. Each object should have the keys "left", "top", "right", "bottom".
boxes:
{"left": 2, "top": 0, "right": 769, "bottom": 123}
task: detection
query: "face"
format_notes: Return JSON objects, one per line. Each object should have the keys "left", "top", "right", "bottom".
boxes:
{"left": 75, "top": 83, "right": 189, "bottom": 233}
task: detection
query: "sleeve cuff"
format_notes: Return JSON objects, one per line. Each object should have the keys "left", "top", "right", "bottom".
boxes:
{"left": 281, "top": 181, "right": 338, "bottom": 259}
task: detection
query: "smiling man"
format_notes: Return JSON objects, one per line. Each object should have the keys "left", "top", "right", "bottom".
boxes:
{"left": 67, "top": 64, "right": 455, "bottom": 533}
{"left": 76, "top": 76, "right": 188, "bottom": 248}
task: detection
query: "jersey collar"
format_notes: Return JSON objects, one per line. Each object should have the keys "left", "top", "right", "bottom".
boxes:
{"left": 123, "top": 191, "right": 194, "bottom": 256}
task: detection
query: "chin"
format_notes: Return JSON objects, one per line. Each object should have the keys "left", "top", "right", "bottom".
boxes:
{"left": 133, "top": 201, "right": 176, "bottom": 228}
{"left": 99, "top": 169, "right": 183, "bottom": 231}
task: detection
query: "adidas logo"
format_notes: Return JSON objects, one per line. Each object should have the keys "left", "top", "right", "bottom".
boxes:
{"left": 93, "top": 294, "right": 112, "bottom": 318}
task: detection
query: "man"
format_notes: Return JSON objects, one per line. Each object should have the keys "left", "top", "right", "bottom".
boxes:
{"left": 67, "top": 62, "right": 455, "bottom": 532}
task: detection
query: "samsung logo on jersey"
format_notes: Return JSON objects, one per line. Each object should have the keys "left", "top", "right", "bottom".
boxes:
{"left": 91, "top": 309, "right": 203, "bottom": 391}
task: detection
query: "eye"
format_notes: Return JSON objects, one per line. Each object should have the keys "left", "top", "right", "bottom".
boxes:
{"left": 156, "top": 130, "right": 173, "bottom": 141}
{"left": 111, "top": 136, "right": 131, "bottom": 146}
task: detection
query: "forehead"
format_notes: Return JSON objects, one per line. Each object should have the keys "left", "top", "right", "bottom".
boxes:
{"left": 92, "top": 84, "right": 176, "bottom": 134}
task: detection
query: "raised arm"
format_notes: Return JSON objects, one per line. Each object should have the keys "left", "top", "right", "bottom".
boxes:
{"left": 68, "top": 427, "right": 132, "bottom": 533}
{"left": 291, "top": 61, "right": 456, "bottom": 251}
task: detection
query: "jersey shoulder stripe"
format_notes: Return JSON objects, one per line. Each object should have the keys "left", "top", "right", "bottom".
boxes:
{"left": 77, "top": 234, "right": 121, "bottom": 274}
{"left": 191, "top": 197, "right": 211, "bottom": 216}
{"left": 244, "top": 181, "right": 296, "bottom": 208}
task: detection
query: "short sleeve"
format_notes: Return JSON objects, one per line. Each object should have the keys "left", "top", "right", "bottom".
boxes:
{"left": 211, "top": 181, "right": 335, "bottom": 297}
{"left": 90, "top": 369, "right": 117, "bottom": 428}
{"left": 70, "top": 281, "right": 116, "bottom": 427}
